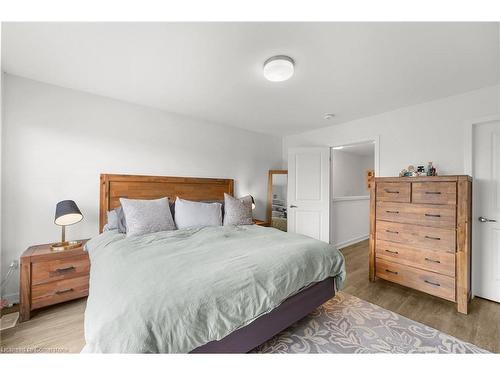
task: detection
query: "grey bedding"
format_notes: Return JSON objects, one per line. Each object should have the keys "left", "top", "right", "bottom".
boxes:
{"left": 82, "top": 225, "right": 346, "bottom": 353}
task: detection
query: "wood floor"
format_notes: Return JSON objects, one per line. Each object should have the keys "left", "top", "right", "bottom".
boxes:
{"left": 1, "top": 239, "right": 499, "bottom": 353}
{"left": 341, "top": 240, "right": 500, "bottom": 353}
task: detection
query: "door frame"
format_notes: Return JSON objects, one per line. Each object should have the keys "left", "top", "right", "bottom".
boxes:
{"left": 464, "top": 114, "right": 500, "bottom": 298}
{"left": 329, "top": 135, "right": 381, "bottom": 245}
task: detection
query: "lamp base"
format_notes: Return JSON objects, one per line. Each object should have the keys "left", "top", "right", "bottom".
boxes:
{"left": 50, "top": 240, "right": 83, "bottom": 252}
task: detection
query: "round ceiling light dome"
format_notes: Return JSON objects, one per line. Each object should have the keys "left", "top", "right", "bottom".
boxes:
{"left": 263, "top": 55, "right": 295, "bottom": 82}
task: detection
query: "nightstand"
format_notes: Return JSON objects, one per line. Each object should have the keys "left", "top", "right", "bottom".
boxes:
{"left": 19, "top": 240, "right": 90, "bottom": 322}
{"left": 253, "top": 219, "right": 270, "bottom": 227}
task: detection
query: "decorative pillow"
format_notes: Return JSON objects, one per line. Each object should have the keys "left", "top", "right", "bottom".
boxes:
{"left": 116, "top": 206, "right": 127, "bottom": 234}
{"left": 119, "top": 197, "right": 176, "bottom": 237}
{"left": 174, "top": 197, "right": 222, "bottom": 229}
{"left": 203, "top": 200, "right": 225, "bottom": 218}
{"left": 223, "top": 193, "right": 253, "bottom": 226}
{"left": 106, "top": 209, "right": 119, "bottom": 230}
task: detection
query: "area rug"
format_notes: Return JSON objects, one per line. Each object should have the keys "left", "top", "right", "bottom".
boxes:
{"left": 0, "top": 312, "right": 19, "bottom": 331}
{"left": 254, "top": 292, "right": 488, "bottom": 353}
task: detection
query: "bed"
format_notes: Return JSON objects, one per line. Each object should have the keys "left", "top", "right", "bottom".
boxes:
{"left": 82, "top": 174, "right": 346, "bottom": 353}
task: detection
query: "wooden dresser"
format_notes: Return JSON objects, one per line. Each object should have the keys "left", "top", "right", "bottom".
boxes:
{"left": 369, "top": 176, "right": 472, "bottom": 314}
{"left": 19, "top": 240, "right": 90, "bottom": 322}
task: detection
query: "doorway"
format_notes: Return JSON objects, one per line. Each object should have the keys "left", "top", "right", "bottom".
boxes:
{"left": 331, "top": 141, "right": 375, "bottom": 249}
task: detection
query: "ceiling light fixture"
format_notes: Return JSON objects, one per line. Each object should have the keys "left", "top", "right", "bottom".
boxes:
{"left": 324, "top": 113, "right": 335, "bottom": 120}
{"left": 263, "top": 55, "right": 294, "bottom": 82}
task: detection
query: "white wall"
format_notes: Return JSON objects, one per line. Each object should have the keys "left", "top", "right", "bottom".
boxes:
{"left": 285, "top": 85, "right": 500, "bottom": 177}
{"left": 1, "top": 74, "right": 283, "bottom": 301}
{"left": 332, "top": 150, "right": 373, "bottom": 197}
{"left": 332, "top": 197, "right": 370, "bottom": 249}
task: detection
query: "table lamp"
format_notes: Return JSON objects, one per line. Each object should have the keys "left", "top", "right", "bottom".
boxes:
{"left": 50, "top": 200, "right": 84, "bottom": 251}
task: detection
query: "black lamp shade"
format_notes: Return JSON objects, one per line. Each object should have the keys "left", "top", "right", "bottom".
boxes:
{"left": 54, "top": 200, "right": 83, "bottom": 226}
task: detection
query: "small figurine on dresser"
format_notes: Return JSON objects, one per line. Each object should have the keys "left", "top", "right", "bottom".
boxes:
{"left": 400, "top": 162, "right": 437, "bottom": 177}
{"left": 427, "top": 161, "right": 437, "bottom": 176}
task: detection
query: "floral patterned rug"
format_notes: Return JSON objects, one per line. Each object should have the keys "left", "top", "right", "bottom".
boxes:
{"left": 254, "top": 292, "right": 488, "bottom": 353}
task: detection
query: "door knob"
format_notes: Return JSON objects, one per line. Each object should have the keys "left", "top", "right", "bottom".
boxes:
{"left": 289, "top": 205, "right": 298, "bottom": 208}
{"left": 478, "top": 216, "right": 497, "bottom": 223}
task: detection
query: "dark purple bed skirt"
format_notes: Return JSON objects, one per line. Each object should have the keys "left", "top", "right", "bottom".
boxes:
{"left": 191, "top": 277, "right": 336, "bottom": 353}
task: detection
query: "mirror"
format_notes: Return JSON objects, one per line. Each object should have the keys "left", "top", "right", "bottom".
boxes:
{"left": 267, "top": 170, "right": 288, "bottom": 231}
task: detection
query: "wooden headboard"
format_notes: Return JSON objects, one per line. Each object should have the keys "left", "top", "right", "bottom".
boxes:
{"left": 99, "top": 174, "right": 234, "bottom": 233}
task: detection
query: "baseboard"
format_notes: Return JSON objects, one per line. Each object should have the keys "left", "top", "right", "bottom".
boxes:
{"left": 334, "top": 235, "right": 369, "bottom": 250}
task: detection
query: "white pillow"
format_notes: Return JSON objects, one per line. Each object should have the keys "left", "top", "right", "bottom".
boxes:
{"left": 174, "top": 197, "right": 222, "bottom": 229}
{"left": 119, "top": 197, "right": 176, "bottom": 237}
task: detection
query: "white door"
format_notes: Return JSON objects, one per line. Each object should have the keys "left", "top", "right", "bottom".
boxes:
{"left": 474, "top": 120, "right": 500, "bottom": 302}
{"left": 287, "top": 147, "right": 330, "bottom": 242}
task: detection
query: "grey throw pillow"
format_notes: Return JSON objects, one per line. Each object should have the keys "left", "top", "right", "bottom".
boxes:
{"left": 116, "top": 206, "right": 127, "bottom": 234}
{"left": 119, "top": 197, "right": 176, "bottom": 237}
{"left": 174, "top": 198, "right": 222, "bottom": 229}
{"left": 223, "top": 193, "right": 253, "bottom": 226}
{"left": 106, "top": 209, "right": 119, "bottom": 230}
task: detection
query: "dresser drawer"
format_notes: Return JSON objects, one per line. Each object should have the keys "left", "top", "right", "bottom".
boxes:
{"left": 376, "top": 221, "right": 456, "bottom": 252}
{"left": 376, "top": 182, "right": 411, "bottom": 203}
{"left": 376, "top": 258, "right": 455, "bottom": 301}
{"left": 376, "top": 240, "right": 455, "bottom": 277}
{"left": 412, "top": 182, "right": 456, "bottom": 205}
{"left": 31, "top": 275, "right": 89, "bottom": 309}
{"left": 376, "top": 202, "right": 456, "bottom": 228}
{"left": 32, "top": 254, "right": 90, "bottom": 285}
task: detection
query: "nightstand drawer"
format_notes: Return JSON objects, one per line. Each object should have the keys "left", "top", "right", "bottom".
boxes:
{"left": 31, "top": 275, "right": 89, "bottom": 309}
{"left": 32, "top": 254, "right": 90, "bottom": 285}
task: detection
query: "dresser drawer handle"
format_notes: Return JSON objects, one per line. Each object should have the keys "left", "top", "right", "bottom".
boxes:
{"left": 385, "top": 269, "right": 398, "bottom": 275}
{"left": 386, "top": 210, "right": 399, "bottom": 214}
{"left": 55, "top": 288, "right": 74, "bottom": 295}
{"left": 385, "top": 249, "right": 399, "bottom": 254}
{"left": 425, "top": 191, "right": 442, "bottom": 195}
{"left": 384, "top": 190, "right": 399, "bottom": 194}
{"left": 425, "top": 213, "right": 441, "bottom": 218}
{"left": 424, "top": 280, "right": 441, "bottom": 287}
{"left": 386, "top": 230, "right": 399, "bottom": 234}
{"left": 55, "top": 266, "right": 76, "bottom": 274}
{"left": 425, "top": 257, "right": 441, "bottom": 263}
{"left": 425, "top": 235, "right": 441, "bottom": 241}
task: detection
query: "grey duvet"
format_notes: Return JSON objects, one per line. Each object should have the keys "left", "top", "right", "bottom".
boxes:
{"left": 82, "top": 225, "right": 346, "bottom": 353}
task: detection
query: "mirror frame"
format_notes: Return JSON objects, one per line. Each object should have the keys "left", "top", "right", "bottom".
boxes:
{"left": 267, "top": 169, "right": 288, "bottom": 223}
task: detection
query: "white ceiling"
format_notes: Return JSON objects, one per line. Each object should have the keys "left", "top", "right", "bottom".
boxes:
{"left": 2, "top": 22, "right": 499, "bottom": 136}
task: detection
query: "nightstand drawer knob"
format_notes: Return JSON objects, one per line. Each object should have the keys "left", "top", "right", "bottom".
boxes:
{"left": 55, "top": 266, "right": 76, "bottom": 274}
{"left": 55, "top": 288, "right": 74, "bottom": 295}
